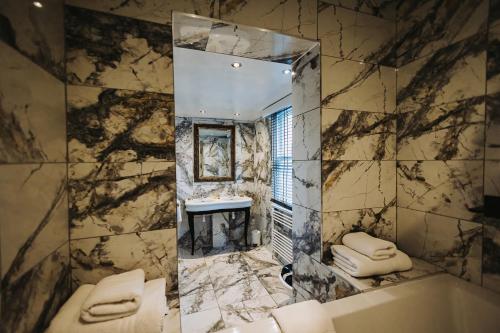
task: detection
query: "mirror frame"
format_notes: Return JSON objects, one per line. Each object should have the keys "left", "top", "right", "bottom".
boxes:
{"left": 193, "top": 123, "right": 236, "bottom": 182}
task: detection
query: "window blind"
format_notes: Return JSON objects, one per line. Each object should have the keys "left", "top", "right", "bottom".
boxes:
{"left": 271, "top": 106, "right": 292, "bottom": 207}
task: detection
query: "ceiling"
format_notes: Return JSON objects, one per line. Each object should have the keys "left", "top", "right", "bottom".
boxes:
{"left": 173, "top": 47, "right": 292, "bottom": 121}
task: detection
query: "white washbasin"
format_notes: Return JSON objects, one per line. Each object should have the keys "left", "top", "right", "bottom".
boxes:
{"left": 185, "top": 196, "right": 252, "bottom": 212}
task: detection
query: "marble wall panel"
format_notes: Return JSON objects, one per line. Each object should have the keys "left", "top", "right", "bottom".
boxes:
{"left": 320, "top": 0, "right": 397, "bottom": 20}
{"left": 485, "top": 93, "right": 500, "bottom": 159}
{"left": 487, "top": 15, "right": 500, "bottom": 94}
{"left": 65, "top": 5, "right": 173, "bottom": 93}
{"left": 322, "top": 57, "right": 396, "bottom": 113}
{"left": 322, "top": 160, "right": 396, "bottom": 212}
{"left": 66, "top": 0, "right": 218, "bottom": 24}
{"left": 322, "top": 201, "right": 395, "bottom": 263}
{"left": 396, "top": 0, "right": 488, "bottom": 66}
{"left": 70, "top": 229, "right": 178, "bottom": 291}
{"left": 397, "top": 208, "right": 482, "bottom": 284}
{"left": 0, "top": 163, "right": 68, "bottom": 284}
{"left": 219, "top": 0, "right": 317, "bottom": 39}
{"left": 67, "top": 85, "right": 175, "bottom": 163}
{"left": 0, "top": 42, "right": 66, "bottom": 163}
{"left": 318, "top": 3, "right": 396, "bottom": 66}
{"left": 483, "top": 224, "right": 500, "bottom": 293}
{"left": 1, "top": 244, "right": 71, "bottom": 333}
{"left": 322, "top": 108, "right": 396, "bottom": 160}
{"left": 397, "top": 96, "right": 485, "bottom": 160}
{"left": 69, "top": 161, "right": 176, "bottom": 239}
{"left": 293, "top": 108, "right": 321, "bottom": 161}
{"left": 397, "top": 35, "right": 486, "bottom": 114}
{"left": 485, "top": 160, "right": 500, "bottom": 196}
{"left": 293, "top": 205, "right": 321, "bottom": 262}
{"left": 0, "top": 0, "right": 65, "bottom": 79}
{"left": 397, "top": 160, "right": 483, "bottom": 221}
{"left": 292, "top": 44, "right": 320, "bottom": 117}
{"left": 293, "top": 160, "right": 321, "bottom": 211}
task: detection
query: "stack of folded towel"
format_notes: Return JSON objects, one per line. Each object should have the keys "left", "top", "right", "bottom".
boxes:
{"left": 46, "top": 269, "right": 168, "bottom": 333}
{"left": 332, "top": 232, "right": 412, "bottom": 277}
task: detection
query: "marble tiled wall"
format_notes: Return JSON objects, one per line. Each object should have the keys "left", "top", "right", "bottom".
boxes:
{"left": 395, "top": 0, "right": 500, "bottom": 293}
{"left": 0, "top": 1, "right": 70, "bottom": 332}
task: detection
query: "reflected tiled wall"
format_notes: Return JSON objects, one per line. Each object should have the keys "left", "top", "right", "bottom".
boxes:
{"left": 0, "top": 1, "right": 70, "bottom": 332}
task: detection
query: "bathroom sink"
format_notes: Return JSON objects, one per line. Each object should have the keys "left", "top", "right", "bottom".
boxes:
{"left": 185, "top": 196, "right": 252, "bottom": 212}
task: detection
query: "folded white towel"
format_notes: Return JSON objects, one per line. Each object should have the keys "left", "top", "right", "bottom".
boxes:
{"left": 271, "top": 300, "right": 336, "bottom": 333}
{"left": 81, "top": 269, "right": 145, "bottom": 322}
{"left": 342, "top": 232, "right": 396, "bottom": 260}
{"left": 332, "top": 245, "right": 412, "bottom": 277}
{"left": 46, "top": 278, "right": 167, "bottom": 333}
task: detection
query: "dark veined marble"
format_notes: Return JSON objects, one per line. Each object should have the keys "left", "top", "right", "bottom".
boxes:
{"left": 482, "top": 224, "right": 500, "bottom": 293}
{"left": 1, "top": 244, "right": 71, "bottom": 333}
{"left": 319, "top": 0, "right": 397, "bottom": 20}
{"left": 292, "top": 45, "right": 321, "bottom": 117}
{"left": 293, "top": 205, "right": 321, "bottom": 261}
{"left": 397, "top": 96, "right": 485, "bottom": 160}
{"left": 65, "top": 5, "right": 173, "bottom": 93}
{"left": 67, "top": 85, "right": 175, "bottom": 163}
{"left": 69, "top": 162, "right": 176, "bottom": 239}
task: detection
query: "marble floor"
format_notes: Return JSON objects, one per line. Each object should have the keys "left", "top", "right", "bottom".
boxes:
{"left": 178, "top": 246, "right": 293, "bottom": 333}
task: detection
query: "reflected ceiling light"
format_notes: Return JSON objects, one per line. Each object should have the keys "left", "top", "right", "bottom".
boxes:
{"left": 234, "top": 113, "right": 240, "bottom": 117}
{"left": 33, "top": 1, "right": 43, "bottom": 8}
{"left": 282, "top": 69, "right": 292, "bottom": 75}
{"left": 199, "top": 109, "right": 206, "bottom": 114}
{"left": 231, "top": 62, "right": 242, "bottom": 69}
{"left": 359, "top": 61, "right": 365, "bottom": 65}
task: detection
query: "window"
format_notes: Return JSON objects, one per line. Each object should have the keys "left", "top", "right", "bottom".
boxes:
{"left": 270, "top": 106, "right": 292, "bottom": 208}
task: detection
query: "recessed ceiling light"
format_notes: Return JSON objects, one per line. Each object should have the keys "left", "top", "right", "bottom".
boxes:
{"left": 33, "top": 1, "right": 43, "bottom": 8}
{"left": 234, "top": 113, "right": 240, "bottom": 117}
{"left": 231, "top": 62, "right": 242, "bottom": 69}
{"left": 199, "top": 109, "right": 206, "bottom": 114}
{"left": 282, "top": 69, "right": 292, "bottom": 75}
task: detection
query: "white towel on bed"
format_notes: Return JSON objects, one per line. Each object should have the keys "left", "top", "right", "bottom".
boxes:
{"left": 342, "top": 232, "right": 396, "bottom": 260}
{"left": 46, "top": 278, "right": 167, "bottom": 333}
{"left": 81, "top": 269, "right": 145, "bottom": 322}
{"left": 332, "top": 245, "right": 412, "bottom": 277}
{"left": 271, "top": 300, "right": 336, "bottom": 333}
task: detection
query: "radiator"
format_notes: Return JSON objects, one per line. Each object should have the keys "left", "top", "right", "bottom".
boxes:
{"left": 271, "top": 204, "right": 293, "bottom": 264}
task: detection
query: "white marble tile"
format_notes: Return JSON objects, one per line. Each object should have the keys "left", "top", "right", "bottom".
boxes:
{"left": 397, "top": 208, "right": 482, "bottom": 284}
{"left": 293, "top": 160, "right": 321, "bottom": 211}
{"left": 243, "top": 295, "right": 277, "bottom": 321}
{"left": 181, "top": 308, "right": 225, "bottom": 333}
{"left": 241, "top": 247, "right": 279, "bottom": 272}
{"left": 293, "top": 108, "right": 321, "bottom": 160}
{"left": 179, "top": 258, "right": 213, "bottom": 297}
{"left": 322, "top": 57, "right": 396, "bottom": 113}
{"left": 256, "top": 266, "right": 293, "bottom": 300}
{"left": 292, "top": 45, "right": 321, "bottom": 117}
{"left": 219, "top": 302, "right": 253, "bottom": 328}
{"left": 485, "top": 94, "right": 500, "bottom": 159}
{"left": 397, "top": 160, "right": 483, "bottom": 221}
{"left": 208, "top": 253, "right": 253, "bottom": 290}
{"left": 482, "top": 224, "right": 500, "bottom": 293}
{"left": 180, "top": 288, "right": 218, "bottom": 315}
{"left": 322, "top": 160, "right": 396, "bottom": 212}
{"left": 485, "top": 160, "right": 500, "bottom": 196}
{"left": 293, "top": 204, "right": 321, "bottom": 261}
{"left": 214, "top": 277, "right": 269, "bottom": 306}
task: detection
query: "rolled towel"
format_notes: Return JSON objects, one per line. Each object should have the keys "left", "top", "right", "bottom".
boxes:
{"left": 332, "top": 245, "right": 412, "bottom": 277}
{"left": 271, "top": 300, "right": 336, "bottom": 333}
{"left": 342, "top": 232, "right": 396, "bottom": 260}
{"left": 46, "top": 278, "right": 167, "bottom": 333}
{"left": 81, "top": 269, "right": 145, "bottom": 322}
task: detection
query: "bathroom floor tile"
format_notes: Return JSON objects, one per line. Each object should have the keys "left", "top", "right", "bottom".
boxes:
{"left": 256, "top": 265, "right": 292, "bottom": 296}
{"left": 180, "top": 308, "right": 225, "bottom": 333}
{"left": 180, "top": 288, "right": 218, "bottom": 315}
{"left": 220, "top": 302, "right": 253, "bottom": 328}
{"left": 214, "top": 276, "right": 269, "bottom": 306}
{"left": 242, "top": 295, "right": 277, "bottom": 321}
{"left": 241, "top": 247, "right": 280, "bottom": 271}
{"left": 179, "top": 258, "right": 213, "bottom": 297}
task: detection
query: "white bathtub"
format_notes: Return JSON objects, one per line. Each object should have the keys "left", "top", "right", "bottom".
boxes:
{"left": 218, "top": 273, "right": 500, "bottom": 333}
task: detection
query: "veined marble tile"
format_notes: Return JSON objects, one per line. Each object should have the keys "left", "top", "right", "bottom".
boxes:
{"left": 318, "top": 3, "right": 396, "bottom": 66}
{"left": 0, "top": 164, "right": 67, "bottom": 283}
{"left": 397, "top": 35, "right": 486, "bottom": 114}
{"left": 71, "top": 229, "right": 178, "bottom": 291}
{"left": 322, "top": 57, "right": 396, "bottom": 113}
{"left": 235, "top": 122, "right": 256, "bottom": 181}
{"left": 293, "top": 205, "right": 321, "bottom": 261}
{"left": 241, "top": 247, "right": 279, "bottom": 272}
{"left": 0, "top": 0, "right": 65, "bottom": 79}
{"left": 485, "top": 93, "right": 500, "bottom": 159}
{"left": 293, "top": 251, "right": 359, "bottom": 302}
{"left": 179, "top": 258, "right": 213, "bottom": 297}
{"left": 254, "top": 118, "right": 272, "bottom": 184}
{"left": 219, "top": 0, "right": 317, "bottom": 39}
{"left": 1, "top": 244, "right": 71, "bottom": 333}
{"left": 66, "top": 0, "right": 218, "bottom": 25}
{"left": 180, "top": 307, "right": 225, "bottom": 333}
{"left": 292, "top": 45, "right": 320, "bottom": 117}
{"left": 219, "top": 302, "right": 253, "bottom": 328}
{"left": 319, "top": 0, "right": 397, "bottom": 20}
{"left": 214, "top": 276, "right": 269, "bottom": 306}
{"left": 397, "top": 160, "right": 483, "bottom": 221}
{"left": 207, "top": 252, "right": 253, "bottom": 290}
{"left": 482, "top": 224, "right": 500, "bottom": 293}
{"left": 67, "top": 85, "right": 175, "bottom": 162}
{"left": 397, "top": 96, "right": 485, "bottom": 160}
{"left": 293, "top": 109, "right": 321, "bottom": 160}
{"left": 0, "top": 42, "right": 66, "bottom": 163}
{"left": 487, "top": 21, "right": 500, "bottom": 94}
{"left": 293, "top": 160, "right": 321, "bottom": 211}
{"left": 396, "top": 0, "right": 488, "bottom": 66}
{"left": 69, "top": 162, "right": 176, "bottom": 239}
{"left": 322, "top": 160, "right": 396, "bottom": 212}
{"left": 180, "top": 288, "right": 218, "bottom": 315}
{"left": 65, "top": 6, "right": 173, "bottom": 93}
{"left": 485, "top": 161, "right": 500, "bottom": 196}
{"left": 256, "top": 266, "right": 293, "bottom": 300}
{"left": 322, "top": 108, "right": 396, "bottom": 160}
{"left": 242, "top": 295, "right": 277, "bottom": 321}
{"left": 397, "top": 208, "right": 482, "bottom": 284}
{"left": 322, "top": 200, "right": 395, "bottom": 263}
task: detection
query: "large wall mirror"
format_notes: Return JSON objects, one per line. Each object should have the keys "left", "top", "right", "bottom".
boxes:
{"left": 193, "top": 124, "right": 235, "bottom": 182}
